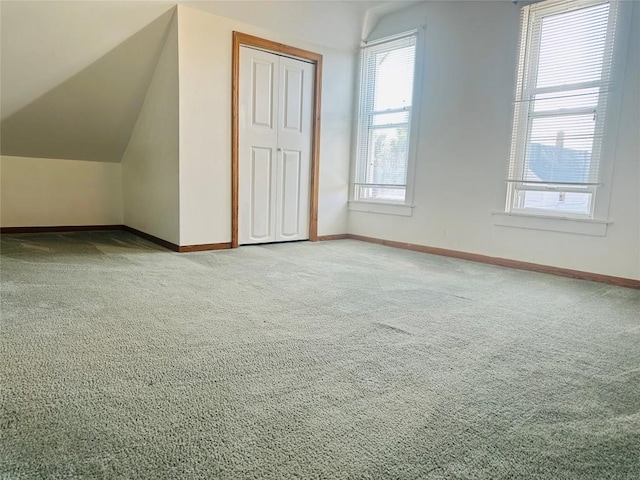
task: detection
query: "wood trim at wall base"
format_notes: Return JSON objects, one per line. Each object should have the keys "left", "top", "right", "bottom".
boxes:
{"left": 0, "top": 225, "right": 125, "bottom": 234}
{"left": 122, "top": 227, "right": 231, "bottom": 253}
{"left": 1, "top": 225, "right": 232, "bottom": 253}
{"left": 345, "top": 234, "right": 640, "bottom": 290}
{"left": 4, "top": 226, "right": 635, "bottom": 287}
{"left": 122, "top": 226, "right": 179, "bottom": 251}
{"left": 178, "top": 243, "right": 232, "bottom": 252}
{"left": 316, "top": 234, "right": 349, "bottom": 241}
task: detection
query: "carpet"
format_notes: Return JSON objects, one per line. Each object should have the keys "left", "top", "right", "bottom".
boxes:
{"left": 1, "top": 231, "right": 639, "bottom": 479}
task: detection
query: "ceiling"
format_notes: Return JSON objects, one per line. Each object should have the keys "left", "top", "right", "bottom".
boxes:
{"left": 180, "top": 1, "right": 421, "bottom": 50}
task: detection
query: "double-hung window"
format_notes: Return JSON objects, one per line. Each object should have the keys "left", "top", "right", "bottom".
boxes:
{"left": 506, "top": 0, "right": 621, "bottom": 218}
{"left": 353, "top": 31, "right": 418, "bottom": 205}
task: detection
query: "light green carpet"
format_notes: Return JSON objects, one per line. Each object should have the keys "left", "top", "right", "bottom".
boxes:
{"left": 1, "top": 231, "right": 639, "bottom": 479}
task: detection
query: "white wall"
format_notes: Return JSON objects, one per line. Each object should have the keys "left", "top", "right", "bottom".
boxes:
{"left": 0, "top": 156, "right": 122, "bottom": 227}
{"left": 176, "top": 5, "right": 353, "bottom": 245}
{"left": 122, "top": 13, "right": 180, "bottom": 245}
{"left": 348, "top": 1, "right": 640, "bottom": 280}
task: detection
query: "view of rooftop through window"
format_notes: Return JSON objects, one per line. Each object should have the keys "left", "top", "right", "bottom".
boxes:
{"left": 508, "top": 0, "right": 615, "bottom": 217}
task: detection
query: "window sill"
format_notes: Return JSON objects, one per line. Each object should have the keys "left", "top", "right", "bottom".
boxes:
{"left": 491, "top": 212, "right": 611, "bottom": 236}
{"left": 349, "top": 201, "right": 414, "bottom": 217}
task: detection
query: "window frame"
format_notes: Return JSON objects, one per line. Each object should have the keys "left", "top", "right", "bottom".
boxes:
{"left": 505, "top": 0, "right": 627, "bottom": 221}
{"left": 350, "top": 28, "right": 425, "bottom": 215}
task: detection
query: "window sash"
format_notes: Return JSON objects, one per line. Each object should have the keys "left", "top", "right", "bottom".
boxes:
{"left": 355, "top": 32, "right": 417, "bottom": 203}
{"left": 507, "top": 0, "right": 619, "bottom": 218}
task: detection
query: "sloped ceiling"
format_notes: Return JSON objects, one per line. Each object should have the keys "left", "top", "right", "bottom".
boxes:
{"left": 0, "top": 1, "right": 176, "bottom": 162}
{"left": 0, "top": 0, "right": 421, "bottom": 163}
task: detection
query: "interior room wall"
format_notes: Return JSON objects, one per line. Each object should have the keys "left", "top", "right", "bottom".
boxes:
{"left": 176, "top": 5, "right": 353, "bottom": 246}
{"left": 0, "top": 156, "right": 123, "bottom": 227}
{"left": 348, "top": 0, "right": 640, "bottom": 280}
{"left": 122, "top": 13, "right": 180, "bottom": 245}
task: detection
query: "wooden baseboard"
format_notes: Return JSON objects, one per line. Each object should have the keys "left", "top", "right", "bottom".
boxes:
{"left": 121, "top": 226, "right": 179, "bottom": 251}
{"left": 178, "top": 243, "right": 232, "bottom": 252}
{"left": 343, "top": 234, "right": 640, "bottom": 290}
{"left": 0, "top": 224, "right": 231, "bottom": 253}
{"left": 317, "top": 234, "right": 349, "bottom": 241}
{"left": 3, "top": 226, "right": 637, "bottom": 287}
{"left": 123, "top": 226, "right": 231, "bottom": 252}
{"left": 0, "top": 225, "right": 124, "bottom": 234}
{"left": 0, "top": 224, "right": 182, "bottom": 252}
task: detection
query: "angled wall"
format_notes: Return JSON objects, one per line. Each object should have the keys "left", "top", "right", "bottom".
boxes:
{"left": 122, "top": 12, "right": 180, "bottom": 245}
{"left": 0, "top": 2, "right": 176, "bottom": 230}
{"left": 0, "top": 3, "right": 175, "bottom": 162}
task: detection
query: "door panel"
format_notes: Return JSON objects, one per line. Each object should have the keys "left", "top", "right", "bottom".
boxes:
{"left": 277, "top": 56, "right": 313, "bottom": 241}
{"left": 250, "top": 147, "right": 274, "bottom": 241}
{"left": 239, "top": 47, "right": 279, "bottom": 245}
{"left": 283, "top": 66, "right": 303, "bottom": 132}
{"left": 251, "top": 60, "right": 275, "bottom": 128}
{"left": 279, "top": 150, "right": 302, "bottom": 238}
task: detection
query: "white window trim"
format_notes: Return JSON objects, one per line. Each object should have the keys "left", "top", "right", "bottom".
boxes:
{"left": 492, "top": 211, "right": 611, "bottom": 236}
{"left": 348, "top": 201, "right": 414, "bottom": 217}
{"left": 349, "top": 27, "right": 426, "bottom": 217}
{"left": 499, "top": 0, "right": 632, "bottom": 232}
{"left": 590, "top": 0, "right": 632, "bottom": 222}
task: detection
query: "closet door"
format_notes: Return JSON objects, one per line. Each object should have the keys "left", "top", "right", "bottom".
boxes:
{"left": 238, "top": 46, "right": 314, "bottom": 245}
{"left": 239, "top": 47, "right": 279, "bottom": 245}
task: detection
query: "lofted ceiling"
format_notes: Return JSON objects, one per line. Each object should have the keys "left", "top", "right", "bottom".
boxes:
{"left": 0, "top": 1, "right": 177, "bottom": 162}
{"left": 0, "top": 0, "right": 421, "bottom": 163}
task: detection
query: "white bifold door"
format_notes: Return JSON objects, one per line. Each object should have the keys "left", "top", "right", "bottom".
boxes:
{"left": 239, "top": 46, "right": 314, "bottom": 245}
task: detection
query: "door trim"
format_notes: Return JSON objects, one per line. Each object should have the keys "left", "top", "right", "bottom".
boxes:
{"left": 232, "top": 32, "right": 323, "bottom": 248}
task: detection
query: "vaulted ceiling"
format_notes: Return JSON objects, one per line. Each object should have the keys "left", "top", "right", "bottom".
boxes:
{"left": 0, "top": 0, "right": 421, "bottom": 163}
{"left": 1, "top": 1, "right": 177, "bottom": 162}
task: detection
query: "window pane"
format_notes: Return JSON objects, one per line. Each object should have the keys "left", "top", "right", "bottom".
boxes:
{"left": 372, "top": 45, "right": 415, "bottom": 111}
{"left": 536, "top": 3, "right": 609, "bottom": 88}
{"left": 356, "top": 33, "right": 416, "bottom": 204}
{"left": 507, "top": 0, "right": 618, "bottom": 218}
{"left": 366, "top": 127, "right": 409, "bottom": 186}
{"left": 372, "top": 111, "right": 410, "bottom": 126}
{"left": 519, "top": 190, "right": 592, "bottom": 215}
{"left": 358, "top": 186, "right": 406, "bottom": 202}
{"left": 533, "top": 87, "right": 599, "bottom": 112}
{"left": 524, "top": 114, "right": 596, "bottom": 183}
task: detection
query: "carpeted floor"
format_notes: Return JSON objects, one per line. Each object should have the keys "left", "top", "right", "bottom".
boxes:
{"left": 1, "top": 231, "right": 639, "bottom": 479}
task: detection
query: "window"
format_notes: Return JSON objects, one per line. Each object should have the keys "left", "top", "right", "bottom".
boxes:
{"left": 506, "top": 0, "right": 621, "bottom": 218}
{"left": 353, "top": 31, "right": 418, "bottom": 205}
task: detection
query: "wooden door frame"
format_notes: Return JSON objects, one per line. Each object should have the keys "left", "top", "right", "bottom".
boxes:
{"left": 231, "top": 32, "right": 323, "bottom": 248}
